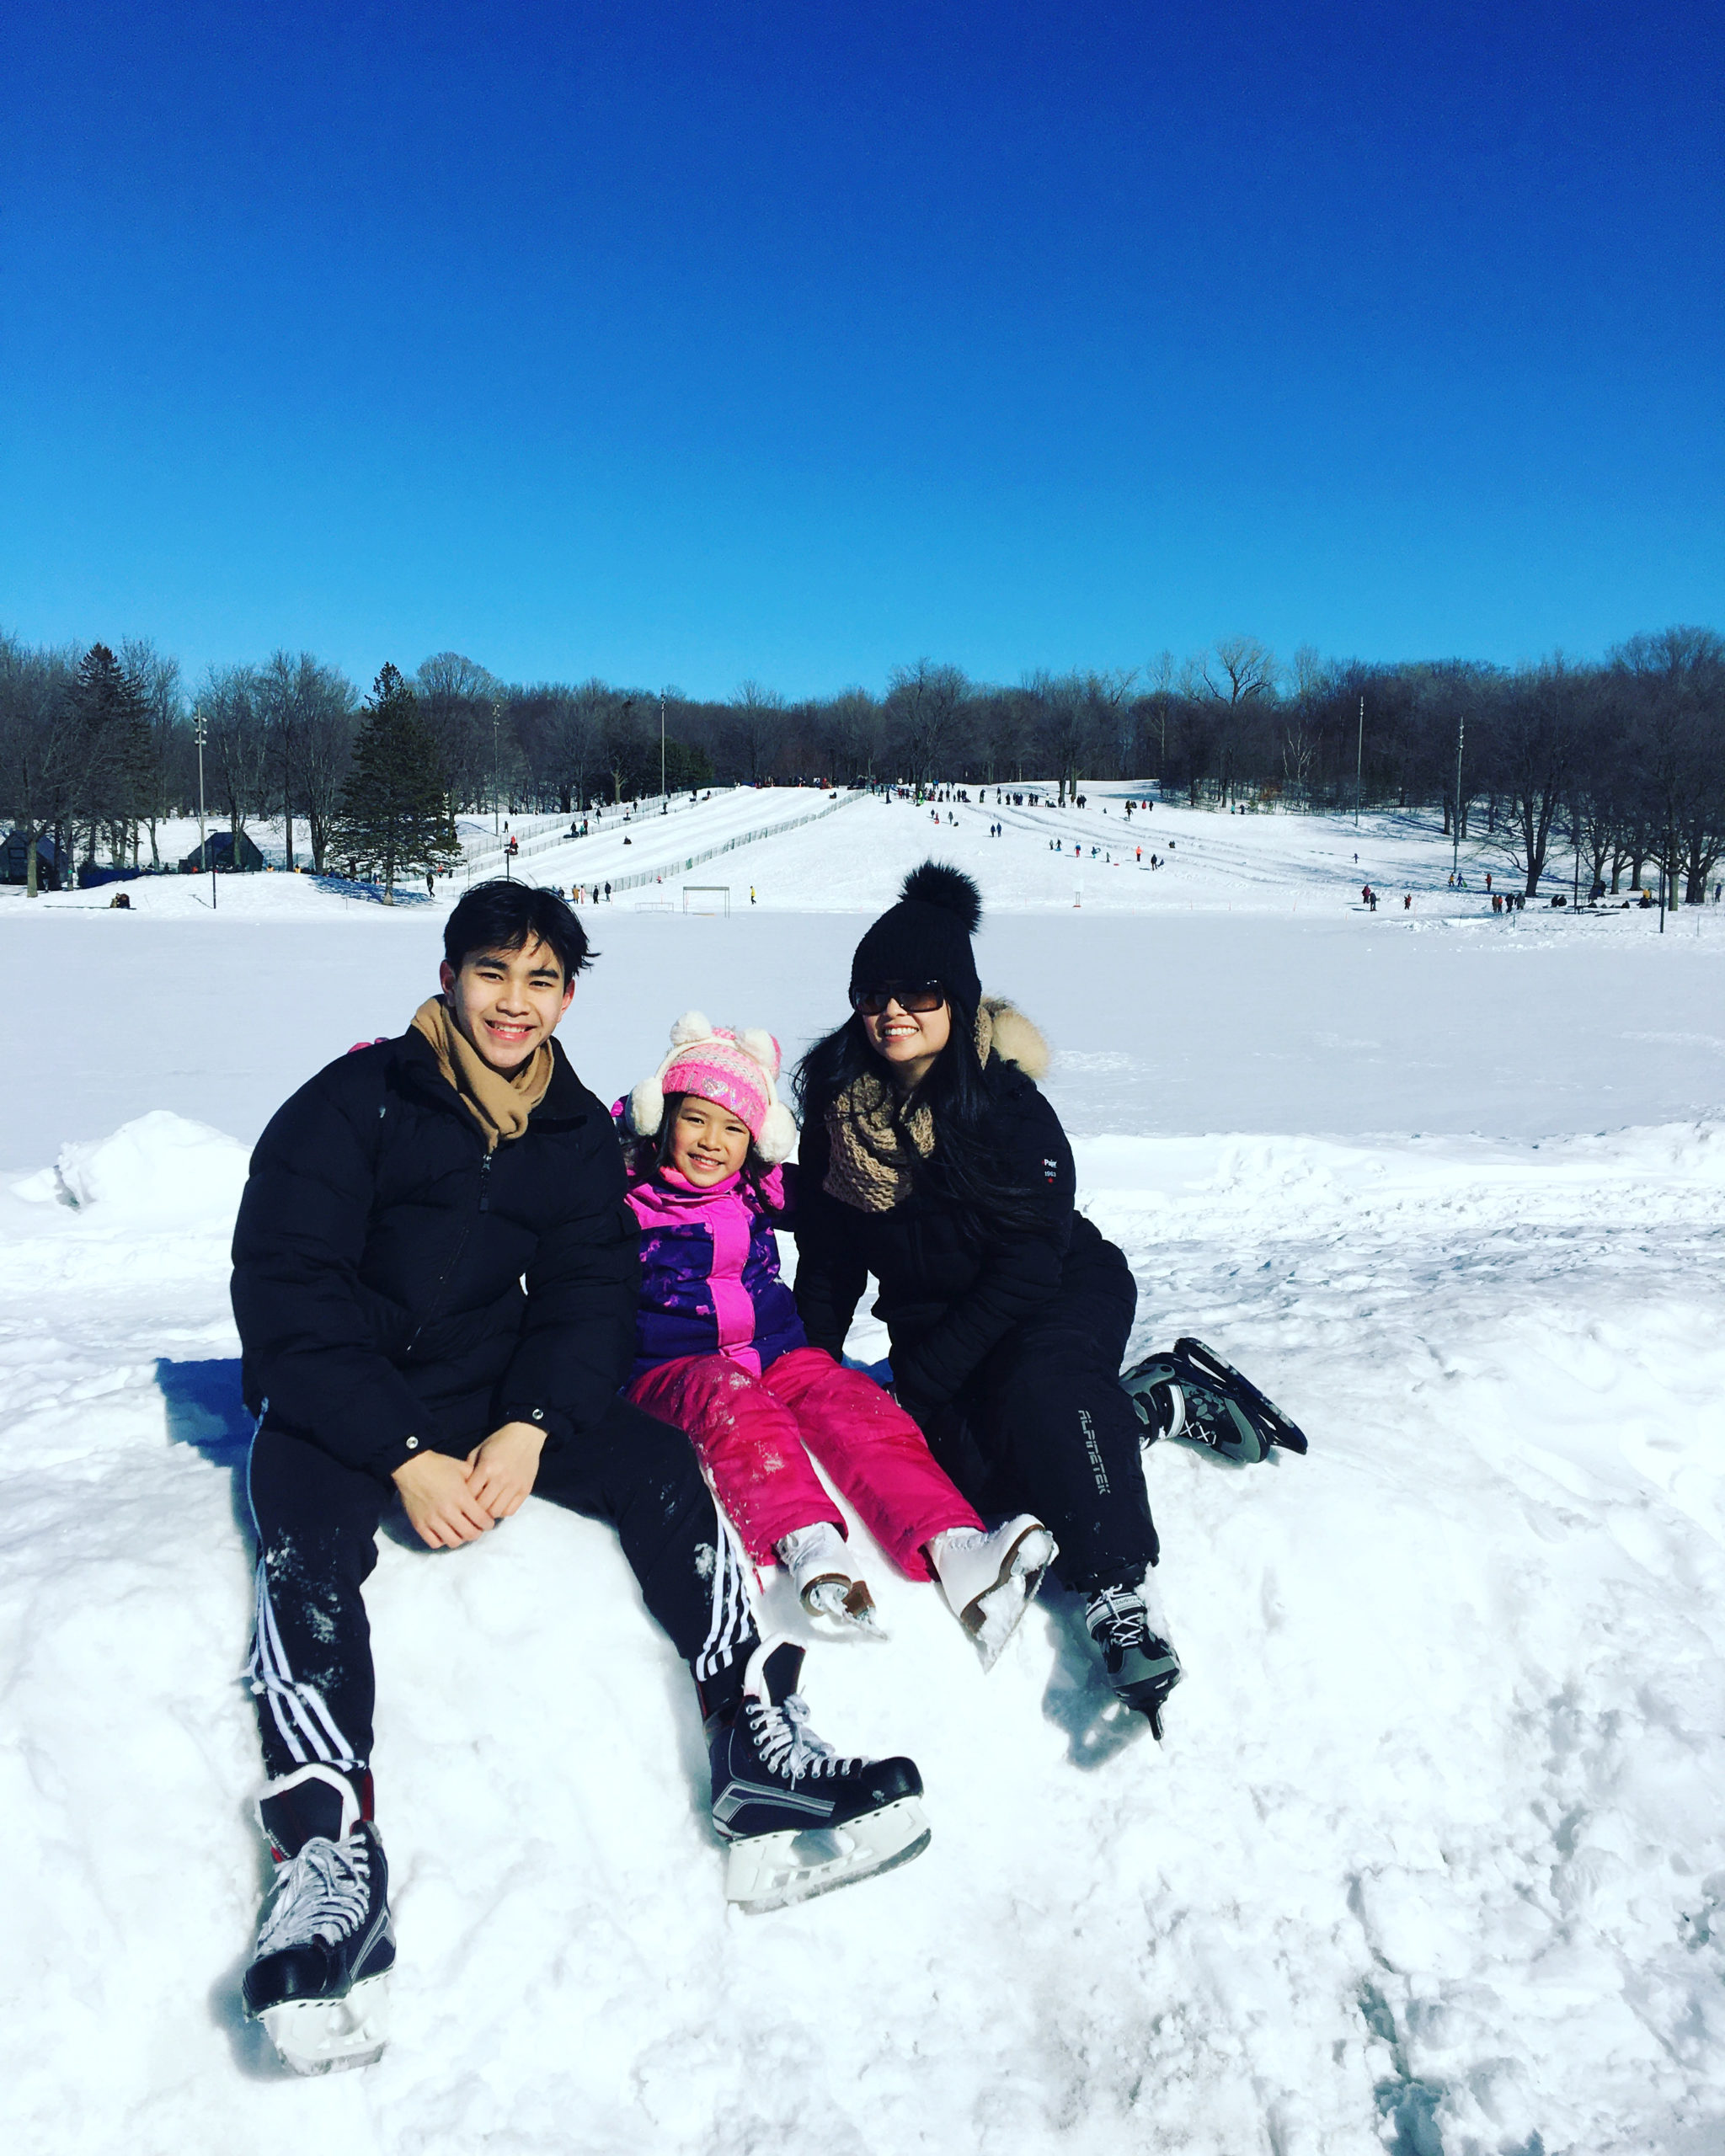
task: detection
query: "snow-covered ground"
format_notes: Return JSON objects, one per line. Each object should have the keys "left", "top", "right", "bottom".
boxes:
{"left": 2, "top": 801, "right": 1722, "bottom": 2155}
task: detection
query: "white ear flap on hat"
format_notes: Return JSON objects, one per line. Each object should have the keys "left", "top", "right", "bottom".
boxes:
{"left": 670, "top": 1011, "right": 712, "bottom": 1048}
{"left": 736, "top": 1027, "right": 781, "bottom": 1077}
{"left": 754, "top": 1102, "right": 797, "bottom": 1165}
{"left": 628, "top": 1077, "right": 665, "bottom": 1138}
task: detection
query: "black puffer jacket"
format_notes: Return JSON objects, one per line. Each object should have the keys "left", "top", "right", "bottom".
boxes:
{"left": 794, "top": 1013, "right": 1114, "bottom": 1417}
{"left": 232, "top": 1030, "right": 638, "bottom": 1481}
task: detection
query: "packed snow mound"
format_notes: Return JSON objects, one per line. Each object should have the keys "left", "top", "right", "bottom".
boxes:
{"left": 15, "top": 1109, "right": 252, "bottom": 1223}
{"left": 0, "top": 1111, "right": 1722, "bottom": 2153}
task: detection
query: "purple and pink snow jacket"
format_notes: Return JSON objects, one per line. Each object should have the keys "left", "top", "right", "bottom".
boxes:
{"left": 620, "top": 1147, "right": 807, "bottom": 1384}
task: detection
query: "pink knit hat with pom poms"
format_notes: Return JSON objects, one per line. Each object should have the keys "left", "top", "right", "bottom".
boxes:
{"left": 625, "top": 1012, "right": 798, "bottom": 1165}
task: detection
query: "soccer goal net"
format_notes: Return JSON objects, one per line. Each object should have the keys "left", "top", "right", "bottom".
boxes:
{"left": 682, "top": 886, "right": 731, "bottom": 915}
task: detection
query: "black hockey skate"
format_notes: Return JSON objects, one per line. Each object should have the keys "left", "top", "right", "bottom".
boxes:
{"left": 710, "top": 1638, "right": 929, "bottom": 1912}
{"left": 243, "top": 1764, "right": 395, "bottom": 2075}
{"left": 1122, "top": 1336, "right": 1309, "bottom": 1464}
{"left": 1085, "top": 1584, "right": 1183, "bottom": 1740}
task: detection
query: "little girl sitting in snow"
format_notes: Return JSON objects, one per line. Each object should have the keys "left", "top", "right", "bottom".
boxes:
{"left": 617, "top": 1013, "right": 1055, "bottom": 1663}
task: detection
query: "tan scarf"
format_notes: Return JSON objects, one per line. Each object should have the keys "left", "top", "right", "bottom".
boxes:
{"left": 823, "top": 1004, "right": 996, "bottom": 1214}
{"left": 409, "top": 995, "right": 554, "bottom": 1152}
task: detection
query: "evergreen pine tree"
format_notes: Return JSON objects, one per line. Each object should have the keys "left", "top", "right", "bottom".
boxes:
{"left": 334, "top": 664, "right": 457, "bottom": 900}
{"left": 68, "top": 643, "right": 153, "bottom": 869}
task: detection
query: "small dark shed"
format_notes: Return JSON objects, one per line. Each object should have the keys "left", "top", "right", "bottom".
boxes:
{"left": 1, "top": 830, "right": 65, "bottom": 889}
{"left": 180, "top": 830, "right": 265, "bottom": 873}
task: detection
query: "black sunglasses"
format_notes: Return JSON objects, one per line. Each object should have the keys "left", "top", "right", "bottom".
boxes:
{"left": 849, "top": 979, "right": 946, "bottom": 1017}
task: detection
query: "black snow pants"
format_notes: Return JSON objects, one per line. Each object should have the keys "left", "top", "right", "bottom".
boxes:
{"left": 921, "top": 1236, "right": 1158, "bottom": 1596}
{"left": 245, "top": 1397, "right": 756, "bottom": 1787}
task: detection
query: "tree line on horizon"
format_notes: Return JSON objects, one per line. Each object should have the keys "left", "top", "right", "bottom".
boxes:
{"left": 0, "top": 626, "right": 1721, "bottom": 901}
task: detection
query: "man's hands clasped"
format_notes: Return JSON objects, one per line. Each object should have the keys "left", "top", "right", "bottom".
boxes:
{"left": 392, "top": 1421, "right": 547, "bottom": 1550}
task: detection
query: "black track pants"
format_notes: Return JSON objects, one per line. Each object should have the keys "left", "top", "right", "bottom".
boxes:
{"left": 245, "top": 1398, "right": 756, "bottom": 1785}
{"left": 922, "top": 1241, "right": 1158, "bottom": 1595}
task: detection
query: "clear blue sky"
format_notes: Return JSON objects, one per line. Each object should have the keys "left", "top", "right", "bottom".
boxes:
{"left": 3, "top": 1, "right": 1720, "bottom": 697}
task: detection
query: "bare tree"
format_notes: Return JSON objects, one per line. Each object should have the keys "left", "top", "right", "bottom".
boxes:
{"left": 513, "top": 678, "right": 610, "bottom": 811}
{"left": 814, "top": 687, "right": 883, "bottom": 783}
{"left": 1135, "top": 651, "right": 1179, "bottom": 787}
{"left": 1280, "top": 645, "right": 1332, "bottom": 805}
{"left": 722, "top": 680, "right": 786, "bottom": 786}
{"left": 1487, "top": 660, "right": 1581, "bottom": 896}
{"left": 1194, "top": 635, "right": 1278, "bottom": 805}
{"left": 1615, "top": 627, "right": 1725, "bottom": 904}
{"left": 417, "top": 652, "right": 499, "bottom": 811}
{"left": 200, "top": 664, "right": 269, "bottom": 860}
{"left": 296, "top": 666, "right": 358, "bottom": 871}
{"left": 120, "top": 638, "right": 184, "bottom": 866}
{"left": 256, "top": 651, "right": 319, "bottom": 869}
{"left": 0, "top": 633, "right": 76, "bottom": 892}
{"left": 884, "top": 661, "right": 969, "bottom": 788}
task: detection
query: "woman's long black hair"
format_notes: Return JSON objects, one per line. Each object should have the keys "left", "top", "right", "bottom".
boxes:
{"left": 794, "top": 1004, "right": 1050, "bottom": 1236}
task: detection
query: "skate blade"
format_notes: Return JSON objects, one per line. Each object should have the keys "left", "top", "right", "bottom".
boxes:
{"left": 259, "top": 1972, "right": 391, "bottom": 2076}
{"left": 724, "top": 1796, "right": 930, "bottom": 1913}
{"left": 962, "top": 1525, "right": 1057, "bottom": 1673}
{"left": 1174, "top": 1337, "right": 1309, "bottom": 1456}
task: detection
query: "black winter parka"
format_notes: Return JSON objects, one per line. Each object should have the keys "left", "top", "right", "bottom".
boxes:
{"left": 793, "top": 1049, "right": 1114, "bottom": 1417}
{"left": 231, "top": 1031, "right": 638, "bottom": 1481}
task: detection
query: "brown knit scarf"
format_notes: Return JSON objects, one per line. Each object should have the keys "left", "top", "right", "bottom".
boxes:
{"left": 410, "top": 995, "right": 553, "bottom": 1152}
{"left": 823, "top": 1004, "right": 996, "bottom": 1214}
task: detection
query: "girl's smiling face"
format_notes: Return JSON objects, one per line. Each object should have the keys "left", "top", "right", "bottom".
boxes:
{"left": 667, "top": 1095, "right": 751, "bottom": 1184}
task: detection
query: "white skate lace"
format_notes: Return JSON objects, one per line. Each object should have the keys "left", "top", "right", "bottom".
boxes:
{"left": 1087, "top": 1587, "right": 1151, "bottom": 1649}
{"left": 749, "top": 1692, "right": 866, "bottom": 1780}
{"left": 255, "top": 1833, "right": 373, "bottom": 1956}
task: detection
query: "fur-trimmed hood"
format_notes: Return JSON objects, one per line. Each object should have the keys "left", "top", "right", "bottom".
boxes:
{"left": 980, "top": 996, "right": 1050, "bottom": 1082}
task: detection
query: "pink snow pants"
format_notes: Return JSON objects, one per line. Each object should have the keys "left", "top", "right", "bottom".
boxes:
{"left": 627, "top": 1345, "right": 982, "bottom": 1579}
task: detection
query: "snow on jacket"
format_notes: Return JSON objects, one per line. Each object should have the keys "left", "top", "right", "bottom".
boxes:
{"left": 793, "top": 999, "right": 1124, "bottom": 1418}
{"left": 621, "top": 1151, "right": 806, "bottom": 1382}
{"left": 232, "top": 1030, "right": 638, "bottom": 1481}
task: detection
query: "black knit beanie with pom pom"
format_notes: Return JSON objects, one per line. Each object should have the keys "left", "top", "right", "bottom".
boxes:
{"left": 850, "top": 862, "right": 983, "bottom": 1014}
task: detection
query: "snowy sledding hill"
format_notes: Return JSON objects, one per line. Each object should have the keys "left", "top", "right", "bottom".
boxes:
{"left": 2, "top": 802, "right": 1723, "bottom": 2155}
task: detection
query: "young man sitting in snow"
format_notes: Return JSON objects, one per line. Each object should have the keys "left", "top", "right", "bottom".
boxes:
{"left": 230, "top": 880, "right": 925, "bottom": 2075}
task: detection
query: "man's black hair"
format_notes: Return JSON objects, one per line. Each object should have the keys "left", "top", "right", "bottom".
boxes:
{"left": 442, "top": 880, "right": 594, "bottom": 982}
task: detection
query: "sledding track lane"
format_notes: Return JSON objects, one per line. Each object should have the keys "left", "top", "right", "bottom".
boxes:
{"left": 461, "top": 786, "right": 851, "bottom": 900}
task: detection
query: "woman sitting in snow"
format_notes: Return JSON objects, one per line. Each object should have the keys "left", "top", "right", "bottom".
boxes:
{"left": 615, "top": 1016, "right": 1055, "bottom": 1664}
{"left": 792, "top": 862, "right": 1182, "bottom": 1736}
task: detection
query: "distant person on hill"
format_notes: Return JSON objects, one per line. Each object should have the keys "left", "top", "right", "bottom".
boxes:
{"left": 227, "top": 882, "right": 922, "bottom": 2075}
{"left": 614, "top": 1017, "right": 1050, "bottom": 1670}
{"left": 792, "top": 864, "right": 1182, "bottom": 1740}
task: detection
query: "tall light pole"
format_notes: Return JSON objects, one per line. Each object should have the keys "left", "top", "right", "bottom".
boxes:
{"left": 195, "top": 705, "right": 216, "bottom": 912}
{"left": 492, "top": 699, "right": 502, "bottom": 835}
{"left": 1354, "top": 696, "right": 1364, "bottom": 827}
{"left": 660, "top": 694, "right": 667, "bottom": 803}
{"left": 1452, "top": 712, "right": 1465, "bottom": 884}
{"left": 1658, "top": 822, "right": 1669, "bottom": 935}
